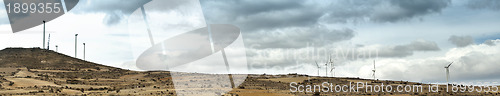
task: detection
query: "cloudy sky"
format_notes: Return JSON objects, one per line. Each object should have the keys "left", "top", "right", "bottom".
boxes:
{"left": 1, "top": 0, "right": 500, "bottom": 83}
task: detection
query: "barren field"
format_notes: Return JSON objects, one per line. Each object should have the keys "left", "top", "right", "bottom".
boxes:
{"left": 0, "top": 48, "right": 497, "bottom": 95}
{"left": 5, "top": 77, "right": 60, "bottom": 87}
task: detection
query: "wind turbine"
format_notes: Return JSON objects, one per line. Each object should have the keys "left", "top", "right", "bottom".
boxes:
{"left": 315, "top": 61, "right": 320, "bottom": 76}
{"left": 330, "top": 57, "right": 335, "bottom": 77}
{"left": 444, "top": 62, "right": 453, "bottom": 84}
{"left": 83, "top": 43, "right": 86, "bottom": 60}
{"left": 140, "top": 6, "right": 154, "bottom": 46}
{"left": 372, "top": 60, "right": 376, "bottom": 80}
{"left": 43, "top": 20, "right": 46, "bottom": 49}
{"left": 75, "top": 34, "right": 78, "bottom": 57}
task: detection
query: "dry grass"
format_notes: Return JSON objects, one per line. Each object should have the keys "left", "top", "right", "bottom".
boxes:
{"left": 258, "top": 77, "right": 315, "bottom": 83}
{"left": 0, "top": 89, "right": 37, "bottom": 94}
{"left": 119, "top": 74, "right": 146, "bottom": 79}
{"left": 228, "top": 89, "right": 294, "bottom": 96}
{"left": 30, "top": 69, "right": 76, "bottom": 72}
{"left": 0, "top": 68, "right": 17, "bottom": 73}
{"left": 5, "top": 77, "right": 60, "bottom": 87}
{"left": 13, "top": 71, "right": 39, "bottom": 78}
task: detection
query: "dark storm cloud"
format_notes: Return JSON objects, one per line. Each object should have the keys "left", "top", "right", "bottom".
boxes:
{"left": 324, "top": 0, "right": 451, "bottom": 23}
{"left": 78, "top": 0, "right": 148, "bottom": 14}
{"left": 467, "top": 0, "right": 500, "bottom": 10}
{"left": 246, "top": 26, "right": 355, "bottom": 49}
{"left": 201, "top": 0, "right": 451, "bottom": 31}
{"left": 200, "top": 0, "right": 320, "bottom": 31}
{"left": 247, "top": 40, "right": 441, "bottom": 68}
{"left": 404, "top": 39, "right": 442, "bottom": 51}
{"left": 202, "top": 0, "right": 304, "bottom": 18}
{"left": 197, "top": 0, "right": 451, "bottom": 69}
{"left": 448, "top": 35, "right": 475, "bottom": 47}
{"left": 74, "top": 0, "right": 151, "bottom": 25}
{"left": 377, "top": 40, "right": 441, "bottom": 57}
{"left": 71, "top": 0, "right": 452, "bottom": 48}
{"left": 200, "top": 0, "right": 451, "bottom": 49}
{"left": 74, "top": 0, "right": 195, "bottom": 25}
{"left": 379, "top": 0, "right": 451, "bottom": 22}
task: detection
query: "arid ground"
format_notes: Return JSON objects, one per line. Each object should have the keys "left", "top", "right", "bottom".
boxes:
{"left": 0, "top": 48, "right": 497, "bottom": 95}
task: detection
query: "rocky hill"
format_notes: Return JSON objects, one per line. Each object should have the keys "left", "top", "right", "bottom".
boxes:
{"left": 0, "top": 48, "right": 123, "bottom": 71}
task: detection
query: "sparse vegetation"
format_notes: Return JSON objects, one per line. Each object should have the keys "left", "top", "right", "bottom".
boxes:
{"left": 0, "top": 48, "right": 494, "bottom": 95}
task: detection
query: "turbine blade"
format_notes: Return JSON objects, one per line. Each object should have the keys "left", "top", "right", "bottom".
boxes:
{"left": 447, "top": 62, "right": 454, "bottom": 67}
{"left": 332, "top": 59, "right": 334, "bottom": 66}
{"left": 315, "top": 61, "right": 319, "bottom": 67}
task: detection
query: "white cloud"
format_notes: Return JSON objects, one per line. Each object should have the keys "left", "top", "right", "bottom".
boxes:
{"left": 248, "top": 39, "right": 500, "bottom": 83}
{"left": 371, "top": 39, "right": 500, "bottom": 82}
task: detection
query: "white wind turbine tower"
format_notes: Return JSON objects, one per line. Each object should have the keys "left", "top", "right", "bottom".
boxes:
{"left": 140, "top": 6, "right": 154, "bottom": 46}
{"left": 444, "top": 62, "right": 453, "bottom": 84}
{"left": 47, "top": 34, "right": 51, "bottom": 50}
{"left": 325, "top": 59, "right": 328, "bottom": 77}
{"left": 43, "top": 20, "right": 46, "bottom": 49}
{"left": 330, "top": 57, "right": 335, "bottom": 77}
{"left": 372, "top": 60, "right": 376, "bottom": 80}
{"left": 315, "top": 61, "right": 320, "bottom": 76}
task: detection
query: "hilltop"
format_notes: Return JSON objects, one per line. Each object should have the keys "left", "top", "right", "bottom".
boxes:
{"left": 0, "top": 48, "right": 175, "bottom": 95}
{"left": 0, "top": 48, "right": 123, "bottom": 71}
